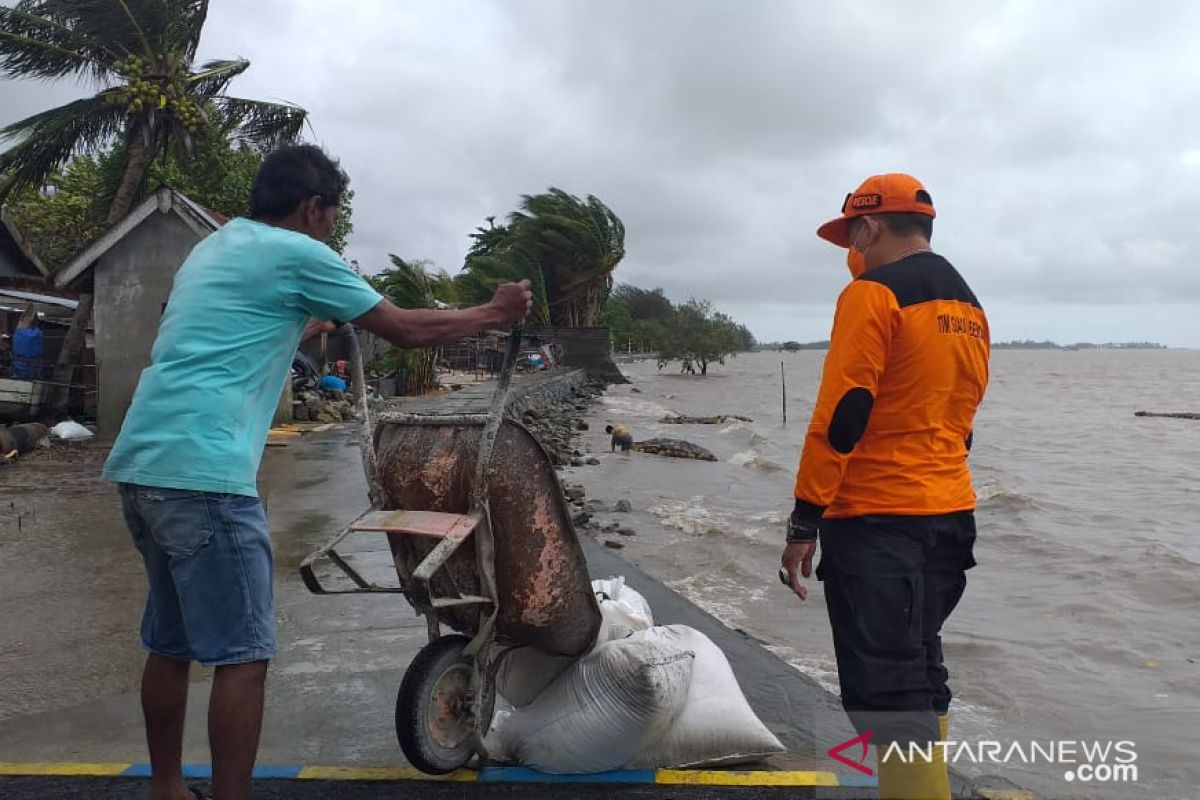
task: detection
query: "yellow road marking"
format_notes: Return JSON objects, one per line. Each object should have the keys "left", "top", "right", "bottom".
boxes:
{"left": 297, "top": 765, "right": 476, "bottom": 782}
{"left": 0, "top": 762, "right": 131, "bottom": 777}
{"left": 655, "top": 769, "right": 841, "bottom": 786}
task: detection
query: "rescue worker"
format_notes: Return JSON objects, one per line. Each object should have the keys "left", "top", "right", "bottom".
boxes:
{"left": 605, "top": 423, "right": 634, "bottom": 452}
{"left": 103, "top": 145, "right": 532, "bottom": 800}
{"left": 780, "top": 174, "right": 989, "bottom": 800}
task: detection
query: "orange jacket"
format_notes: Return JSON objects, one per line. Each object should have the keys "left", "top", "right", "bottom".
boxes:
{"left": 793, "top": 252, "right": 989, "bottom": 523}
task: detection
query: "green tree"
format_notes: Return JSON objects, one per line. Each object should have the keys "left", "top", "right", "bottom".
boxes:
{"left": 458, "top": 188, "right": 625, "bottom": 328}
{"left": 599, "top": 292, "right": 634, "bottom": 351}
{"left": 365, "top": 255, "right": 458, "bottom": 393}
{"left": 5, "top": 151, "right": 108, "bottom": 268}
{"left": 325, "top": 188, "right": 353, "bottom": 255}
{"left": 632, "top": 318, "right": 668, "bottom": 352}
{"left": 0, "top": 0, "right": 306, "bottom": 224}
{"left": 5, "top": 133, "right": 344, "bottom": 268}
{"left": 735, "top": 323, "right": 757, "bottom": 352}
{"left": 612, "top": 283, "right": 672, "bottom": 322}
{"left": 656, "top": 299, "right": 745, "bottom": 376}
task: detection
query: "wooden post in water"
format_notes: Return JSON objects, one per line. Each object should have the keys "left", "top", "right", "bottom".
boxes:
{"left": 781, "top": 361, "right": 787, "bottom": 424}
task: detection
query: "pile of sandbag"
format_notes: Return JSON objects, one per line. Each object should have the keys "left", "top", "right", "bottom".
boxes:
{"left": 486, "top": 577, "right": 784, "bottom": 773}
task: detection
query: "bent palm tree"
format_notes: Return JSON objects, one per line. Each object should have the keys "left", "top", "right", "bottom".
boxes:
{"left": 0, "top": 0, "right": 306, "bottom": 224}
{"left": 510, "top": 188, "right": 624, "bottom": 327}
{"left": 457, "top": 224, "right": 552, "bottom": 326}
{"left": 460, "top": 189, "right": 624, "bottom": 328}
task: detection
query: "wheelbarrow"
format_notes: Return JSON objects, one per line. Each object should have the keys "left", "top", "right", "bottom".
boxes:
{"left": 299, "top": 325, "right": 601, "bottom": 774}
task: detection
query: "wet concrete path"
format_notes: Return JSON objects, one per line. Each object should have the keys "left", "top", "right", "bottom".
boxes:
{"left": 0, "top": 421, "right": 976, "bottom": 797}
{"left": 0, "top": 430, "right": 424, "bottom": 766}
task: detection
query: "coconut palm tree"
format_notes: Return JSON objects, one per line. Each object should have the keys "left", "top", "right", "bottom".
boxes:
{"left": 456, "top": 224, "right": 552, "bottom": 326}
{"left": 510, "top": 188, "right": 624, "bottom": 327}
{"left": 0, "top": 0, "right": 306, "bottom": 224}
{"left": 460, "top": 188, "right": 624, "bottom": 328}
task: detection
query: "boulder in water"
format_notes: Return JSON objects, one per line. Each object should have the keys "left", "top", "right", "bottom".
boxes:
{"left": 633, "top": 438, "right": 718, "bottom": 462}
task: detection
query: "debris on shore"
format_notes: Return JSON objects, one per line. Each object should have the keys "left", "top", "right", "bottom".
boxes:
{"left": 293, "top": 388, "right": 359, "bottom": 423}
{"left": 1134, "top": 410, "right": 1200, "bottom": 420}
{"left": 633, "top": 438, "right": 718, "bottom": 461}
{"left": 660, "top": 414, "right": 753, "bottom": 424}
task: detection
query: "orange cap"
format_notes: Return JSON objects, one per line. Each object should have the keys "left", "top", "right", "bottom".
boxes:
{"left": 816, "top": 173, "right": 936, "bottom": 247}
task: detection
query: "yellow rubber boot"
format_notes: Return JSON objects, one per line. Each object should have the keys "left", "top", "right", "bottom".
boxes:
{"left": 876, "top": 719, "right": 951, "bottom": 800}
{"left": 877, "top": 757, "right": 951, "bottom": 800}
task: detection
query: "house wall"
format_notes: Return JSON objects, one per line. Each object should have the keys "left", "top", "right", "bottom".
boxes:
{"left": 93, "top": 212, "right": 206, "bottom": 438}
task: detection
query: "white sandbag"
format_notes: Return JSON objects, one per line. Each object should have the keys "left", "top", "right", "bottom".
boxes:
{"left": 593, "top": 576, "right": 653, "bottom": 641}
{"left": 50, "top": 420, "right": 93, "bottom": 440}
{"left": 496, "top": 579, "right": 654, "bottom": 708}
{"left": 494, "top": 645, "right": 576, "bottom": 707}
{"left": 493, "top": 634, "right": 694, "bottom": 773}
{"left": 628, "top": 625, "right": 785, "bottom": 769}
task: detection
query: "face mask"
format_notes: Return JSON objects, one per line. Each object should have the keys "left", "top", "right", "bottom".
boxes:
{"left": 846, "top": 226, "right": 869, "bottom": 278}
{"left": 846, "top": 246, "right": 867, "bottom": 278}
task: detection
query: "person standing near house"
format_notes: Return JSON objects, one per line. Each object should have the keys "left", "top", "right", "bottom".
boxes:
{"left": 102, "top": 144, "right": 531, "bottom": 800}
{"left": 779, "top": 174, "right": 989, "bottom": 800}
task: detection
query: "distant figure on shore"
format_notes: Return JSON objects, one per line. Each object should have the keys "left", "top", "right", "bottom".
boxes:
{"left": 605, "top": 424, "right": 633, "bottom": 453}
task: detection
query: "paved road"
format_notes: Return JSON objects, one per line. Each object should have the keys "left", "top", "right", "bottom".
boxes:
{"left": 0, "top": 776, "right": 880, "bottom": 799}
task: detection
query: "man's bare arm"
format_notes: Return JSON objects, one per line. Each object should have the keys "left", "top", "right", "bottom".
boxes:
{"left": 351, "top": 280, "right": 532, "bottom": 349}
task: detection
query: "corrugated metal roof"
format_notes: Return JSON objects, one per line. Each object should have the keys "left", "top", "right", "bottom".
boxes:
{"left": 0, "top": 289, "right": 79, "bottom": 309}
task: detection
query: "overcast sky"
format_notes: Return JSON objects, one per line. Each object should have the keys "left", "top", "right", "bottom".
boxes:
{"left": 3, "top": 0, "right": 1200, "bottom": 344}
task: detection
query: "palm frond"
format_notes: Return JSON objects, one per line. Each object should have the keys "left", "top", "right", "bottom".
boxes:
{"left": 375, "top": 255, "right": 436, "bottom": 310}
{"left": 457, "top": 242, "right": 550, "bottom": 326}
{"left": 209, "top": 96, "right": 306, "bottom": 150}
{"left": 187, "top": 58, "right": 249, "bottom": 98}
{"left": 165, "top": 0, "right": 208, "bottom": 63}
{"left": 0, "top": 94, "right": 125, "bottom": 202}
{"left": 111, "top": 0, "right": 151, "bottom": 59}
{"left": 0, "top": 4, "right": 116, "bottom": 81}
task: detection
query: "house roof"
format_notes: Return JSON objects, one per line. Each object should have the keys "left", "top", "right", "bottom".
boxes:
{"left": 54, "top": 186, "right": 221, "bottom": 288}
{"left": 0, "top": 207, "right": 50, "bottom": 278}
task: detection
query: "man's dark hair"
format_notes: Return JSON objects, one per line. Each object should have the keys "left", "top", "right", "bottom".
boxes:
{"left": 249, "top": 144, "right": 349, "bottom": 220}
{"left": 878, "top": 212, "right": 933, "bottom": 241}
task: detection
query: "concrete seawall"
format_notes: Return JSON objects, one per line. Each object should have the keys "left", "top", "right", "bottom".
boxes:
{"left": 393, "top": 367, "right": 590, "bottom": 417}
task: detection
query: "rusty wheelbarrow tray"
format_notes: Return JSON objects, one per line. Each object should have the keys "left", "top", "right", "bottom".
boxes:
{"left": 299, "top": 325, "right": 601, "bottom": 774}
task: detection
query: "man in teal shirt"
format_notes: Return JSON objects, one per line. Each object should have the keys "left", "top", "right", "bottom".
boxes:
{"left": 106, "top": 145, "right": 531, "bottom": 800}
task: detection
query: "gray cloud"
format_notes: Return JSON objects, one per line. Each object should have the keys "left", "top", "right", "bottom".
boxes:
{"left": 4, "top": 0, "right": 1200, "bottom": 343}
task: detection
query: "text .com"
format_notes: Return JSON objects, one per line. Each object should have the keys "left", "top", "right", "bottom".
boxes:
{"left": 879, "top": 740, "right": 1138, "bottom": 784}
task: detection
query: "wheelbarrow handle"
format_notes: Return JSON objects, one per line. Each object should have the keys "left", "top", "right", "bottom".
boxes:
{"left": 472, "top": 324, "right": 523, "bottom": 502}
{"left": 298, "top": 519, "right": 406, "bottom": 595}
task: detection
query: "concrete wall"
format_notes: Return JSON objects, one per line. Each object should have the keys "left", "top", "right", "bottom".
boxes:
{"left": 93, "top": 212, "right": 206, "bottom": 438}
{"left": 531, "top": 326, "right": 627, "bottom": 383}
{"left": 508, "top": 368, "right": 589, "bottom": 418}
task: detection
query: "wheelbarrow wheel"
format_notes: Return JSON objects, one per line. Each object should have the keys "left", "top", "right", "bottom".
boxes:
{"left": 396, "top": 634, "right": 478, "bottom": 774}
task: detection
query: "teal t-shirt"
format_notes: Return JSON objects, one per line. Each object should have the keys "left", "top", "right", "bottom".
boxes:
{"left": 102, "top": 218, "right": 383, "bottom": 496}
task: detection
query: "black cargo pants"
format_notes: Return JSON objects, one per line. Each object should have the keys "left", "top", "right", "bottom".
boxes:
{"left": 816, "top": 511, "right": 976, "bottom": 745}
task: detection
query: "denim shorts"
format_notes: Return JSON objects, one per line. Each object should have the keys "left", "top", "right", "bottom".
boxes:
{"left": 119, "top": 484, "right": 276, "bottom": 666}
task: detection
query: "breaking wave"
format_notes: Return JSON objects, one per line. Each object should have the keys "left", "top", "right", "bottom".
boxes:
{"left": 729, "top": 448, "right": 785, "bottom": 472}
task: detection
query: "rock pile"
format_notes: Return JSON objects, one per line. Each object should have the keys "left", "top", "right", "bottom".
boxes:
{"left": 516, "top": 379, "right": 607, "bottom": 467}
{"left": 293, "top": 388, "right": 359, "bottom": 424}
